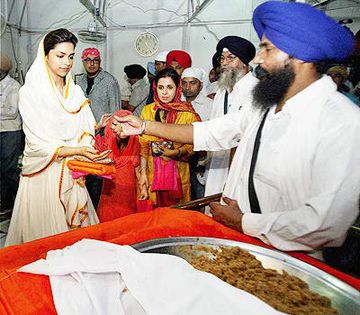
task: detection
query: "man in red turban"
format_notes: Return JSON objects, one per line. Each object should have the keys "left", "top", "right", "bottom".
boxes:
{"left": 166, "top": 50, "right": 192, "bottom": 75}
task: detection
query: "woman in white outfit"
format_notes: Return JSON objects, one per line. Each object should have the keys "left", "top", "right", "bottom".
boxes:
{"left": 5, "top": 29, "right": 109, "bottom": 245}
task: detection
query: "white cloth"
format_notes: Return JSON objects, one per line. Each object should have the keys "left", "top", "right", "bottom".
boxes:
{"left": 0, "top": 74, "right": 22, "bottom": 131}
{"left": 204, "top": 72, "right": 258, "bottom": 206}
{"left": 194, "top": 76, "right": 360, "bottom": 251}
{"left": 5, "top": 37, "right": 99, "bottom": 246}
{"left": 205, "top": 81, "right": 219, "bottom": 96}
{"left": 154, "top": 50, "right": 169, "bottom": 62}
{"left": 188, "top": 93, "right": 213, "bottom": 121}
{"left": 19, "top": 239, "right": 285, "bottom": 315}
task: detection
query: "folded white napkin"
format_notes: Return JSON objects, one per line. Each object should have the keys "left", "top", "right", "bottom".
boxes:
{"left": 19, "top": 239, "right": 286, "bottom": 315}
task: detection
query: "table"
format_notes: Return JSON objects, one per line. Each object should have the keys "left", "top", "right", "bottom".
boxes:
{"left": 0, "top": 208, "right": 359, "bottom": 314}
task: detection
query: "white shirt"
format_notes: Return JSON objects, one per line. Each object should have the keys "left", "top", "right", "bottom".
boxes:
{"left": 0, "top": 75, "right": 22, "bottom": 132}
{"left": 205, "top": 81, "right": 219, "bottom": 96}
{"left": 129, "top": 78, "right": 150, "bottom": 117}
{"left": 204, "top": 72, "right": 258, "bottom": 200}
{"left": 194, "top": 76, "right": 360, "bottom": 251}
{"left": 189, "top": 92, "right": 213, "bottom": 121}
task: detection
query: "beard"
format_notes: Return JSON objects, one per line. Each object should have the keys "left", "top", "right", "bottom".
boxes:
{"left": 252, "top": 63, "right": 296, "bottom": 111}
{"left": 217, "top": 67, "right": 245, "bottom": 91}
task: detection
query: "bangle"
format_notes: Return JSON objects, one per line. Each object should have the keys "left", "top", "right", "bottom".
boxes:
{"left": 140, "top": 120, "right": 147, "bottom": 134}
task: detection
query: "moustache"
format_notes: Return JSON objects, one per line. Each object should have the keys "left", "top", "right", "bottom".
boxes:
{"left": 254, "top": 66, "right": 270, "bottom": 80}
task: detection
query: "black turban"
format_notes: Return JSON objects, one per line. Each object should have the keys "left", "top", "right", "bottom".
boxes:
{"left": 212, "top": 51, "right": 221, "bottom": 69}
{"left": 124, "top": 64, "right": 146, "bottom": 79}
{"left": 216, "top": 36, "right": 256, "bottom": 65}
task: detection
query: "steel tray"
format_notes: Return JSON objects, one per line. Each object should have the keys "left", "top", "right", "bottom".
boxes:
{"left": 132, "top": 237, "right": 360, "bottom": 315}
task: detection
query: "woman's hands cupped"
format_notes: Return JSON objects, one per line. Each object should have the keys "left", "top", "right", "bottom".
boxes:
{"left": 79, "top": 147, "right": 112, "bottom": 162}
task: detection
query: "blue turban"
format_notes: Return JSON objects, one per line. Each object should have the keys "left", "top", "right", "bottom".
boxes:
{"left": 253, "top": 1, "right": 354, "bottom": 62}
{"left": 147, "top": 61, "right": 156, "bottom": 76}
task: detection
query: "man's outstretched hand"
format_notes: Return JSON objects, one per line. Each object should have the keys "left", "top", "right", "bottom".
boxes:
{"left": 209, "top": 196, "right": 243, "bottom": 232}
{"left": 111, "top": 114, "right": 144, "bottom": 138}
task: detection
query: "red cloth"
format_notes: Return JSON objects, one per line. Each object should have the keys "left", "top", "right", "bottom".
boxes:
{"left": 136, "top": 199, "right": 153, "bottom": 212}
{"left": 166, "top": 50, "right": 192, "bottom": 69}
{"left": 81, "top": 47, "right": 100, "bottom": 60}
{"left": 95, "top": 110, "right": 140, "bottom": 222}
{"left": 0, "top": 208, "right": 359, "bottom": 315}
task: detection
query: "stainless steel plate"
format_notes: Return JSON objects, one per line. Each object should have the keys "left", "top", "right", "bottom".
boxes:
{"left": 133, "top": 237, "right": 360, "bottom": 315}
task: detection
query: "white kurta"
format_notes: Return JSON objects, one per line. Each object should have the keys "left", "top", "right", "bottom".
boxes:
{"left": 204, "top": 72, "right": 258, "bottom": 200}
{"left": 5, "top": 37, "right": 99, "bottom": 246}
{"left": 189, "top": 93, "right": 214, "bottom": 121}
{"left": 194, "top": 76, "right": 360, "bottom": 251}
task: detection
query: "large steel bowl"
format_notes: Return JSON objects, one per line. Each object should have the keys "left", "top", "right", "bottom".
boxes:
{"left": 132, "top": 237, "right": 360, "bottom": 315}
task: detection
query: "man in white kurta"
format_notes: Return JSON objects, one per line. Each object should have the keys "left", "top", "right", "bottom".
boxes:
{"left": 181, "top": 67, "right": 214, "bottom": 199}
{"left": 111, "top": 2, "right": 359, "bottom": 253}
{"left": 0, "top": 53, "right": 23, "bottom": 212}
{"left": 205, "top": 36, "right": 258, "bottom": 202}
{"left": 194, "top": 75, "right": 360, "bottom": 251}
{"left": 194, "top": 2, "right": 359, "bottom": 252}
{"left": 181, "top": 67, "right": 213, "bottom": 121}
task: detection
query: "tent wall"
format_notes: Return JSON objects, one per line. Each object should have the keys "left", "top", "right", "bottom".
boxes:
{"left": 1, "top": 0, "right": 359, "bottom": 86}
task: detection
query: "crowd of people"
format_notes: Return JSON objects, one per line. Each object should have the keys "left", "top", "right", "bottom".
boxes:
{"left": 1, "top": 1, "right": 359, "bottom": 275}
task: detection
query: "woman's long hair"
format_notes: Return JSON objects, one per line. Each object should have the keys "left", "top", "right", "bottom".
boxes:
{"left": 43, "top": 28, "right": 78, "bottom": 56}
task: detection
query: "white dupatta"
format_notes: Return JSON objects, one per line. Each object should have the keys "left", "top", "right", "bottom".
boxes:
{"left": 19, "top": 36, "right": 95, "bottom": 175}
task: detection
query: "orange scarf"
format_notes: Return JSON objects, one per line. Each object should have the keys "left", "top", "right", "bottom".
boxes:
{"left": 152, "top": 80, "right": 200, "bottom": 123}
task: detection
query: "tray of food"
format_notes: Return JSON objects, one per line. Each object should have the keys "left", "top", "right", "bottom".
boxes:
{"left": 132, "top": 237, "right": 360, "bottom": 315}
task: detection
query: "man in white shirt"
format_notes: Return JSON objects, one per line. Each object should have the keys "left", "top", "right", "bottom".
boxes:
{"left": 146, "top": 51, "right": 169, "bottom": 105}
{"left": 112, "top": 2, "right": 359, "bottom": 253}
{"left": 181, "top": 67, "right": 213, "bottom": 121}
{"left": 205, "top": 36, "right": 258, "bottom": 206}
{"left": 123, "top": 64, "right": 149, "bottom": 117}
{"left": 0, "top": 53, "right": 23, "bottom": 212}
{"left": 181, "top": 67, "right": 213, "bottom": 199}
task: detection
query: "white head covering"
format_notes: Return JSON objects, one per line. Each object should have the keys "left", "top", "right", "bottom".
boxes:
{"left": 181, "top": 67, "right": 206, "bottom": 82}
{"left": 154, "top": 50, "right": 169, "bottom": 62}
{"left": 19, "top": 36, "right": 95, "bottom": 174}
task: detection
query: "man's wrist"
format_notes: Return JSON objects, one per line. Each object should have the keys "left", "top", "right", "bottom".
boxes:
{"left": 238, "top": 212, "right": 244, "bottom": 233}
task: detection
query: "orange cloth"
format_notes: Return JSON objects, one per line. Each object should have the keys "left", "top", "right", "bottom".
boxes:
{"left": 95, "top": 110, "right": 140, "bottom": 222}
{"left": 67, "top": 160, "right": 116, "bottom": 177}
{"left": 152, "top": 79, "right": 200, "bottom": 123}
{"left": 0, "top": 209, "right": 359, "bottom": 315}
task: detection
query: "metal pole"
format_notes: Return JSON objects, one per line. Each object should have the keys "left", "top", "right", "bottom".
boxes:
{"left": 18, "top": 0, "right": 27, "bottom": 30}
{"left": 8, "top": 18, "right": 253, "bottom": 33}
{"left": 105, "top": 19, "right": 252, "bottom": 31}
{"left": 188, "top": 0, "right": 215, "bottom": 23}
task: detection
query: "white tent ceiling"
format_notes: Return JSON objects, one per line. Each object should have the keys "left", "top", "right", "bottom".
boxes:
{"left": 1, "top": 0, "right": 359, "bottom": 84}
